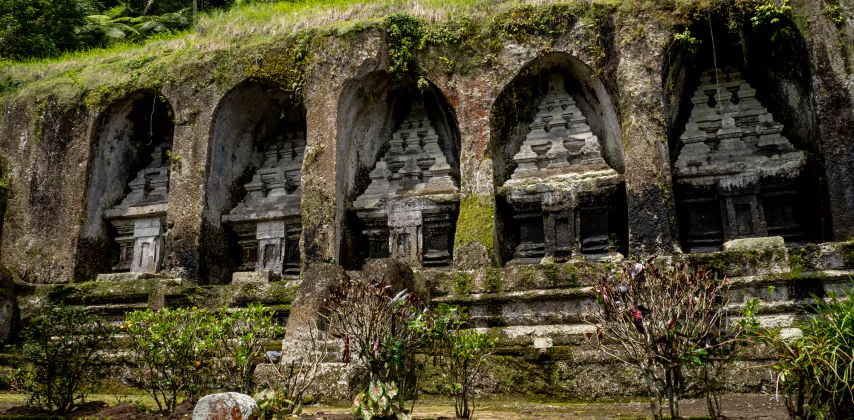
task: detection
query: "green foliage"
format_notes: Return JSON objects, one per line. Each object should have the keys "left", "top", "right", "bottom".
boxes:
{"left": 416, "top": 303, "right": 496, "bottom": 419}
{"left": 212, "top": 303, "right": 284, "bottom": 395}
{"left": 322, "top": 276, "right": 428, "bottom": 419}
{"left": 352, "top": 379, "right": 408, "bottom": 420}
{"left": 741, "top": 284, "right": 854, "bottom": 419}
{"left": 76, "top": 9, "right": 192, "bottom": 48}
{"left": 124, "top": 307, "right": 218, "bottom": 412}
{"left": 825, "top": 3, "right": 846, "bottom": 26}
{"left": 385, "top": 13, "right": 423, "bottom": 82}
{"left": 453, "top": 272, "right": 473, "bottom": 296}
{"left": 0, "top": 0, "right": 91, "bottom": 59}
{"left": 751, "top": 0, "right": 794, "bottom": 49}
{"left": 254, "top": 387, "right": 302, "bottom": 419}
{"left": 492, "top": 4, "right": 582, "bottom": 38}
{"left": 453, "top": 196, "right": 495, "bottom": 263}
{"left": 10, "top": 303, "right": 113, "bottom": 414}
{"left": 673, "top": 28, "right": 701, "bottom": 55}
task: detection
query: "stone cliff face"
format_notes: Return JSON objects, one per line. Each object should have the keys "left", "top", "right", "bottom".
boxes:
{"left": 2, "top": 1, "right": 851, "bottom": 284}
{"left": 1, "top": 0, "right": 854, "bottom": 399}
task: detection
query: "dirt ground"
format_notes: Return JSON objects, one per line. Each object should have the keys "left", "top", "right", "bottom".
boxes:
{"left": 0, "top": 393, "right": 789, "bottom": 419}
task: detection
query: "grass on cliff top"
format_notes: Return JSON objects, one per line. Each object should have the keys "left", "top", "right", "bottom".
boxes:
{"left": 1, "top": 0, "right": 620, "bottom": 78}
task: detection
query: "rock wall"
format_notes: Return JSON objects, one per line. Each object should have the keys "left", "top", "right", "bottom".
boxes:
{"left": 1, "top": 0, "right": 854, "bottom": 400}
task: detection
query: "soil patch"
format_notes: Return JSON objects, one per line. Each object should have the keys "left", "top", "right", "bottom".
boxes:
{"left": 0, "top": 394, "right": 788, "bottom": 420}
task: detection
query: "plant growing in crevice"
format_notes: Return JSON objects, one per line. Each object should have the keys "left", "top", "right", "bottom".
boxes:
{"left": 11, "top": 303, "right": 113, "bottom": 414}
{"left": 386, "top": 14, "right": 424, "bottom": 83}
{"left": 322, "top": 277, "right": 428, "bottom": 419}
{"left": 824, "top": 3, "right": 846, "bottom": 25}
{"left": 585, "top": 258, "right": 738, "bottom": 420}
{"left": 673, "top": 28, "right": 702, "bottom": 55}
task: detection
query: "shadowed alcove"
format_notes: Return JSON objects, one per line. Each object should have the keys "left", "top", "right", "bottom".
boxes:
{"left": 489, "top": 52, "right": 627, "bottom": 266}
{"left": 336, "top": 72, "right": 461, "bottom": 269}
{"left": 664, "top": 16, "right": 822, "bottom": 252}
{"left": 201, "top": 81, "right": 306, "bottom": 285}
{"left": 75, "top": 91, "right": 175, "bottom": 281}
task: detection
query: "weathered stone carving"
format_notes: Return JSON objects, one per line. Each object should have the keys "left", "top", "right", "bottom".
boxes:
{"left": 353, "top": 103, "right": 460, "bottom": 267}
{"left": 502, "top": 73, "right": 622, "bottom": 264}
{"left": 105, "top": 143, "right": 170, "bottom": 273}
{"left": 674, "top": 68, "right": 807, "bottom": 252}
{"left": 223, "top": 131, "right": 305, "bottom": 277}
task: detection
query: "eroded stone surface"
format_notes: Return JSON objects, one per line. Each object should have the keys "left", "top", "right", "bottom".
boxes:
{"left": 502, "top": 73, "right": 623, "bottom": 264}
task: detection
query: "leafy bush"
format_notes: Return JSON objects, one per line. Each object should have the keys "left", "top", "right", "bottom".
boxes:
{"left": 124, "top": 307, "right": 218, "bottom": 412}
{"left": 11, "top": 303, "right": 113, "bottom": 413}
{"left": 322, "top": 277, "right": 427, "bottom": 420}
{"left": 416, "top": 303, "right": 496, "bottom": 419}
{"left": 213, "top": 303, "right": 284, "bottom": 395}
{"left": 742, "top": 285, "right": 854, "bottom": 419}
{"left": 586, "top": 258, "right": 738, "bottom": 420}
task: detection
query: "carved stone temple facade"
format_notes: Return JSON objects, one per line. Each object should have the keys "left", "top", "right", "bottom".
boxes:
{"left": 222, "top": 131, "right": 306, "bottom": 277}
{"left": 674, "top": 68, "right": 807, "bottom": 253}
{"left": 105, "top": 143, "right": 171, "bottom": 274}
{"left": 501, "top": 73, "right": 623, "bottom": 264}
{"left": 353, "top": 103, "right": 460, "bottom": 267}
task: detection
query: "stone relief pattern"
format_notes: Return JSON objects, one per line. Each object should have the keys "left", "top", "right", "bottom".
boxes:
{"left": 353, "top": 103, "right": 460, "bottom": 267}
{"left": 502, "top": 73, "right": 622, "bottom": 264}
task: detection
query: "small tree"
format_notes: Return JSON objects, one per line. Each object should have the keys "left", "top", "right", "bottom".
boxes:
{"left": 254, "top": 321, "right": 328, "bottom": 419}
{"left": 124, "top": 307, "right": 217, "bottom": 412}
{"left": 417, "top": 303, "right": 496, "bottom": 419}
{"left": 12, "top": 303, "right": 113, "bottom": 413}
{"left": 322, "top": 277, "right": 427, "bottom": 420}
{"left": 212, "top": 303, "right": 284, "bottom": 395}
{"left": 585, "top": 258, "right": 737, "bottom": 420}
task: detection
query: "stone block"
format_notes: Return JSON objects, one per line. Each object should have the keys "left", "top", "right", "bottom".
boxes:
{"left": 193, "top": 392, "right": 258, "bottom": 420}
{"left": 231, "top": 271, "right": 272, "bottom": 284}
{"left": 722, "top": 236, "right": 786, "bottom": 251}
{"left": 362, "top": 258, "right": 427, "bottom": 301}
{"left": 95, "top": 272, "right": 159, "bottom": 282}
{"left": 285, "top": 264, "right": 349, "bottom": 340}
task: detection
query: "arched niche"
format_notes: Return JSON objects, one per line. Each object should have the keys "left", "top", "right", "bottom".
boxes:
{"left": 489, "top": 53, "right": 627, "bottom": 266}
{"left": 201, "top": 81, "right": 306, "bottom": 285}
{"left": 664, "top": 16, "right": 821, "bottom": 252}
{"left": 76, "top": 91, "right": 175, "bottom": 281}
{"left": 336, "top": 72, "right": 461, "bottom": 269}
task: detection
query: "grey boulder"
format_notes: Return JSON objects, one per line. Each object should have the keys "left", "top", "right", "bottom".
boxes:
{"left": 193, "top": 392, "right": 258, "bottom": 420}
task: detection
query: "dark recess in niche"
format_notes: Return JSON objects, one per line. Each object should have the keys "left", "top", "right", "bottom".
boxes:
{"left": 664, "top": 15, "right": 823, "bottom": 250}
{"left": 489, "top": 53, "right": 626, "bottom": 266}
{"left": 75, "top": 92, "right": 175, "bottom": 282}
{"left": 201, "top": 81, "right": 305, "bottom": 285}
{"left": 336, "top": 73, "right": 461, "bottom": 269}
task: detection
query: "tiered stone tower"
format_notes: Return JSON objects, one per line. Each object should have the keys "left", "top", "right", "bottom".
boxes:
{"left": 105, "top": 143, "right": 171, "bottom": 274}
{"left": 502, "top": 73, "right": 622, "bottom": 264}
{"left": 674, "top": 67, "right": 806, "bottom": 252}
{"left": 222, "top": 132, "right": 305, "bottom": 278}
{"left": 353, "top": 103, "right": 460, "bottom": 267}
